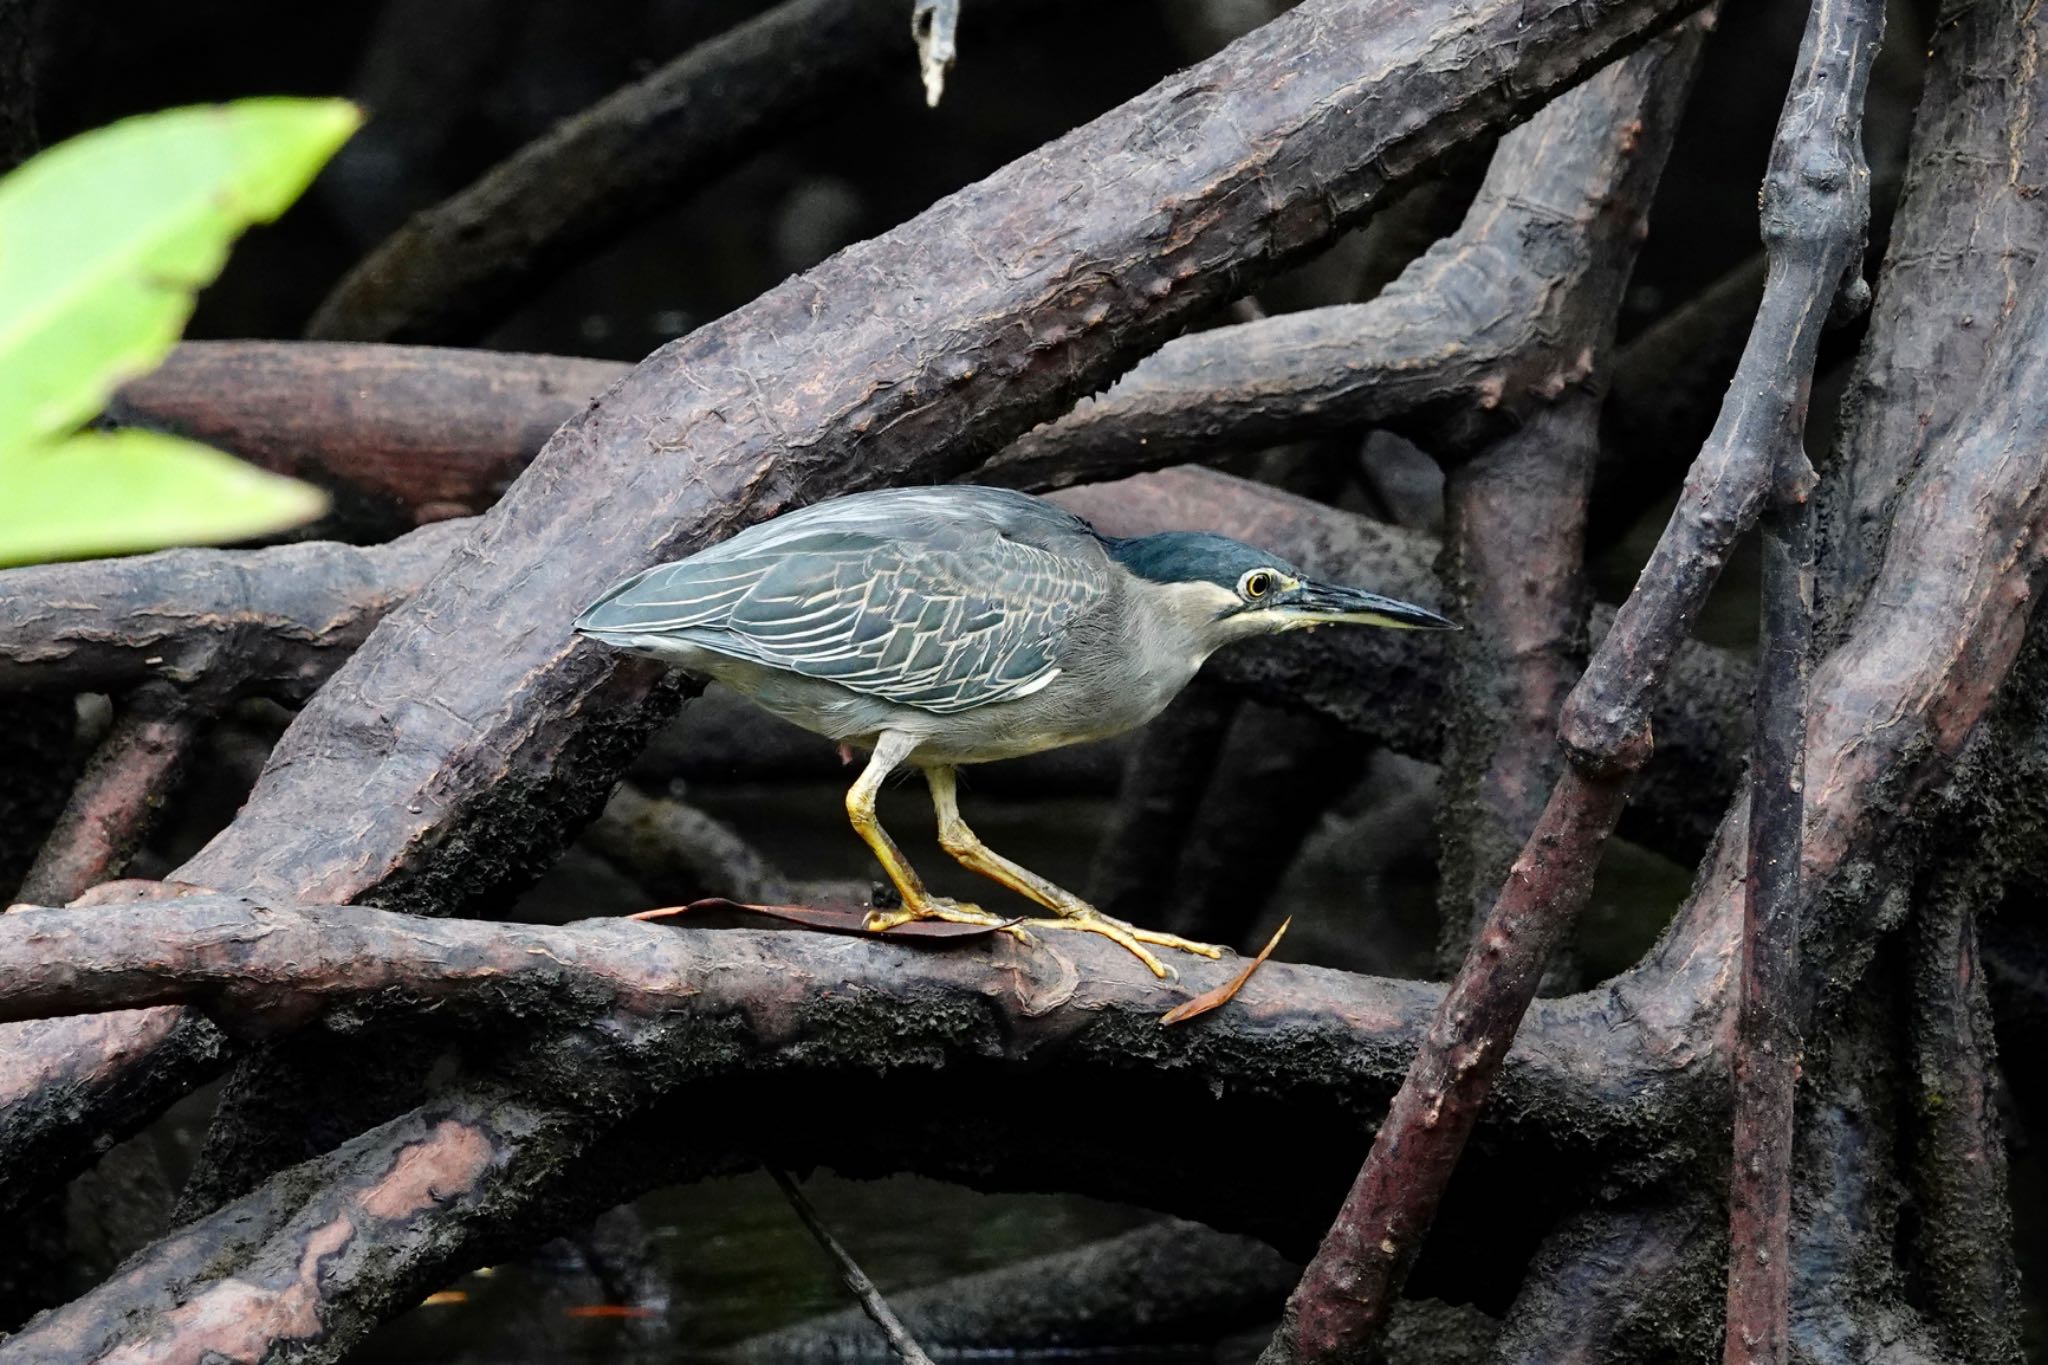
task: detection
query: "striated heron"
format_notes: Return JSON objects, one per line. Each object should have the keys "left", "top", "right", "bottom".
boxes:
{"left": 576, "top": 486, "right": 1454, "bottom": 976}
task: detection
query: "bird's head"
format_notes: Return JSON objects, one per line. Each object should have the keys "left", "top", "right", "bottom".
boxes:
{"left": 1107, "top": 531, "right": 1457, "bottom": 652}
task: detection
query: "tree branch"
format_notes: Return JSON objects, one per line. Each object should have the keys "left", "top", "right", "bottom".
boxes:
{"left": 0, "top": 520, "right": 466, "bottom": 703}
{"left": 1263, "top": 3, "right": 1881, "bottom": 1357}
{"left": 15, "top": 690, "right": 202, "bottom": 907}
{"left": 104, "top": 343, "right": 627, "bottom": 535}
{"left": 1723, "top": 3, "right": 1883, "bottom": 1359}
{"left": 0, "top": 894, "right": 1698, "bottom": 1362}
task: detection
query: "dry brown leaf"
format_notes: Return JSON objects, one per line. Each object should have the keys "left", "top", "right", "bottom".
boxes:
{"left": 628, "top": 897, "right": 1021, "bottom": 939}
{"left": 1159, "top": 916, "right": 1291, "bottom": 1026}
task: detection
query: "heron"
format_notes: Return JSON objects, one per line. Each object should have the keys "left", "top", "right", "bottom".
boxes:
{"left": 576, "top": 486, "right": 1454, "bottom": 976}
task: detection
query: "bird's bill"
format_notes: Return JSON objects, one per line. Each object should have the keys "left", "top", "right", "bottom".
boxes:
{"left": 1279, "top": 581, "right": 1458, "bottom": 630}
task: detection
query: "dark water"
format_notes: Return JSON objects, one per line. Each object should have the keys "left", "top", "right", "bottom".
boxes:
{"left": 361, "top": 1172, "right": 1159, "bottom": 1363}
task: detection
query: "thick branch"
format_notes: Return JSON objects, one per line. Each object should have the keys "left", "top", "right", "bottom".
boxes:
{"left": 1907, "top": 888, "right": 2021, "bottom": 1363}
{"left": 1723, "top": 5, "right": 1882, "bottom": 1360}
{"left": 104, "top": 343, "right": 627, "bottom": 534}
{"left": 0, "top": 899, "right": 1673, "bottom": 1129}
{"left": 1489, "top": 1193, "right": 1722, "bottom": 1365}
{"left": 0, "top": 896, "right": 1700, "bottom": 1362}
{"left": 1819, "top": 0, "right": 2048, "bottom": 631}
{"left": 0, "top": 520, "right": 466, "bottom": 703}
{"left": 1435, "top": 395, "right": 1598, "bottom": 970}
{"left": 988, "top": 24, "right": 1711, "bottom": 492}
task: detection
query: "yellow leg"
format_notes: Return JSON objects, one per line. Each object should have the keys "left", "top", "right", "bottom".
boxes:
{"left": 925, "top": 766, "right": 1224, "bottom": 979}
{"left": 846, "top": 734, "right": 1029, "bottom": 943}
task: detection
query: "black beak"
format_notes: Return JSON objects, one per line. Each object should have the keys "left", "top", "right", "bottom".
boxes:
{"left": 1280, "top": 581, "right": 1459, "bottom": 631}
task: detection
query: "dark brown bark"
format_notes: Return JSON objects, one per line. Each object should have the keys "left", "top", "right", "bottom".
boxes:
{"left": 1488, "top": 1194, "right": 1724, "bottom": 1365}
{"left": 0, "top": 520, "right": 467, "bottom": 703}
{"left": 988, "top": 26, "right": 1708, "bottom": 495}
{"left": 15, "top": 690, "right": 201, "bottom": 906}
{"left": 1818, "top": 0, "right": 2048, "bottom": 638}
{"left": 104, "top": 343, "right": 628, "bottom": 536}
{"left": 1908, "top": 887, "right": 2022, "bottom": 1363}
{"left": 1265, "top": 5, "right": 1881, "bottom": 1358}
{"left": 1722, "top": 4, "right": 1883, "bottom": 1359}
{"left": 0, "top": 898, "right": 1674, "bottom": 1125}
{"left": 304, "top": 0, "right": 947, "bottom": 345}
{"left": 1435, "top": 396, "right": 1599, "bottom": 971}
{"left": 4, "top": 1090, "right": 590, "bottom": 1365}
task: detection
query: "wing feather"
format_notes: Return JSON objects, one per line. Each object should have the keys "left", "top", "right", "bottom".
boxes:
{"left": 577, "top": 495, "right": 1109, "bottom": 715}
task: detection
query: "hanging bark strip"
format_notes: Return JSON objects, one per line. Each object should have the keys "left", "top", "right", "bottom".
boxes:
{"left": 1261, "top": 4, "right": 1883, "bottom": 1360}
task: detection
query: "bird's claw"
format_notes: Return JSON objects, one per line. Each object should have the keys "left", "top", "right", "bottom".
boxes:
{"left": 1021, "top": 910, "right": 1224, "bottom": 979}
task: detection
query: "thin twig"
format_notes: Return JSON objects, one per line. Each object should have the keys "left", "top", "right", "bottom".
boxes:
{"left": 769, "top": 1166, "right": 937, "bottom": 1365}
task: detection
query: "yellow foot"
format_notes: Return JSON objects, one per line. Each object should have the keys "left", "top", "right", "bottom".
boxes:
{"left": 865, "top": 897, "right": 1035, "bottom": 945}
{"left": 1022, "top": 909, "right": 1226, "bottom": 980}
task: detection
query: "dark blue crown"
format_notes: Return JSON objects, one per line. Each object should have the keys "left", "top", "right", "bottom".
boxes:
{"left": 1105, "top": 532, "right": 1299, "bottom": 589}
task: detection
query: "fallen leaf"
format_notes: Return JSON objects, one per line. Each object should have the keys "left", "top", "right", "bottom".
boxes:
{"left": 564, "top": 1304, "right": 660, "bottom": 1320}
{"left": 420, "top": 1290, "right": 468, "bottom": 1307}
{"left": 628, "top": 898, "right": 1021, "bottom": 938}
{"left": 1159, "top": 917, "right": 1291, "bottom": 1026}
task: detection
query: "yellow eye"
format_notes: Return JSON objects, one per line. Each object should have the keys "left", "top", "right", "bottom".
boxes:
{"left": 1243, "top": 570, "right": 1273, "bottom": 599}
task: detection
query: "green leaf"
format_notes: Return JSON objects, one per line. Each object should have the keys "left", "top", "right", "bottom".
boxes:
{"left": 0, "top": 98, "right": 361, "bottom": 455}
{"left": 0, "top": 430, "right": 330, "bottom": 567}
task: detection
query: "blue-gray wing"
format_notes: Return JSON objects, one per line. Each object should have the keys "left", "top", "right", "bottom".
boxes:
{"left": 577, "top": 497, "right": 1109, "bottom": 715}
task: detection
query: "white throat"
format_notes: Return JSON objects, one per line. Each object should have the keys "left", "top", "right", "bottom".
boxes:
{"left": 1128, "top": 578, "right": 1269, "bottom": 669}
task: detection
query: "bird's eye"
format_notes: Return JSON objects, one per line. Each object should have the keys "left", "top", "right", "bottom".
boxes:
{"left": 1242, "top": 570, "right": 1273, "bottom": 600}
